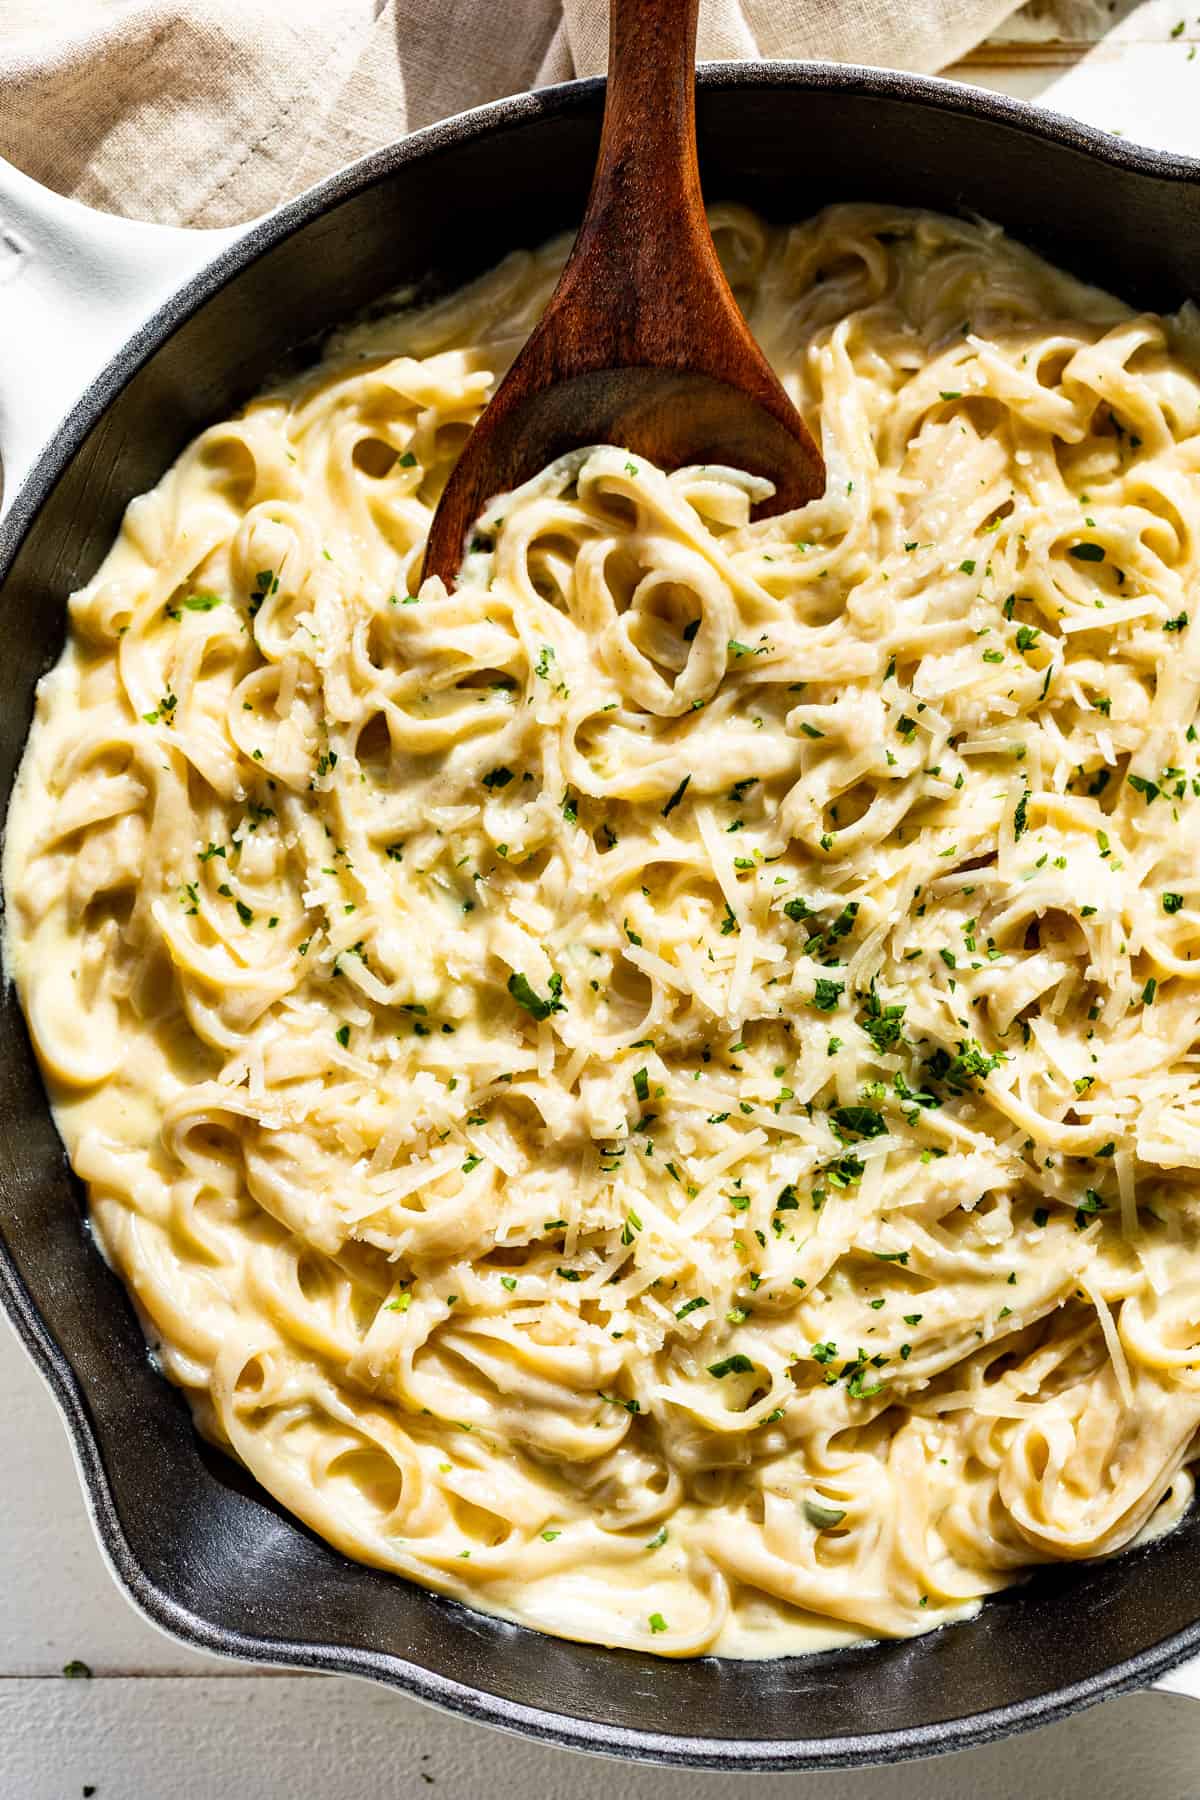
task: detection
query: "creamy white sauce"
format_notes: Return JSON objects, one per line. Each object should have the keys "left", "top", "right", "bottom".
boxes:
{"left": 9, "top": 203, "right": 1200, "bottom": 1658}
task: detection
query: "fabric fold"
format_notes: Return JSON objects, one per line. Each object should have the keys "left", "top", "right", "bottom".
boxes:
{"left": 0, "top": 0, "right": 1025, "bottom": 228}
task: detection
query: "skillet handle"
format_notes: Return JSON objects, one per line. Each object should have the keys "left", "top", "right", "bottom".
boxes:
{"left": 0, "top": 158, "right": 243, "bottom": 520}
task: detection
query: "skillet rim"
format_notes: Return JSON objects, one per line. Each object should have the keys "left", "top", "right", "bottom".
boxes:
{"left": 4, "top": 59, "right": 1200, "bottom": 1770}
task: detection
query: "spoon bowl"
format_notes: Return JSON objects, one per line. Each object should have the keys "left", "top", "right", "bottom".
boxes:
{"left": 422, "top": 0, "right": 825, "bottom": 587}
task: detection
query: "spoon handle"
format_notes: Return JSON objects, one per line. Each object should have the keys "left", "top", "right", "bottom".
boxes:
{"left": 597, "top": 0, "right": 703, "bottom": 253}
{"left": 553, "top": 0, "right": 715, "bottom": 367}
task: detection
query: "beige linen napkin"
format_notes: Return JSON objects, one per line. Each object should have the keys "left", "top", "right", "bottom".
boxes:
{"left": 0, "top": 0, "right": 1024, "bottom": 228}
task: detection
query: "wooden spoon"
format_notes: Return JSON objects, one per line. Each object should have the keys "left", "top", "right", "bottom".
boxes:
{"left": 421, "top": 0, "right": 825, "bottom": 589}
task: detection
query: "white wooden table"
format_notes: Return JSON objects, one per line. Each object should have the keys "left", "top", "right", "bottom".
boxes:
{"left": 9, "top": 4, "right": 1200, "bottom": 1793}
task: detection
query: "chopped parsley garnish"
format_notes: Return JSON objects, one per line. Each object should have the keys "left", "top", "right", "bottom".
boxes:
{"left": 828, "top": 902, "right": 859, "bottom": 941}
{"left": 858, "top": 983, "right": 905, "bottom": 1053}
{"left": 1013, "top": 786, "right": 1030, "bottom": 841}
{"left": 1075, "top": 1188, "right": 1105, "bottom": 1229}
{"left": 811, "top": 978, "right": 845, "bottom": 1013}
{"left": 1068, "top": 542, "right": 1105, "bottom": 562}
{"left": 335, "top": 1024, "right": 350, "bottom": 1047}
{"left": 249, "top": 568, "right": 278, "bottom": 617}
{"left": 507, "top": 970, "right": 566, "bottom": 1020}
{"left": 633, "top": 1067, "right": 650, "bottom": 1104}
{"left": 803, "top": 1499, "right": 846, "bottom": 1530}
{"left": 708, "top": 1354, "right": 754, "bottom": 1378}
{"left": 830, "top": 1105, "right": 887, "bottom": 1139}
{"left": 599, "top": 1391, "right": 641, "bottom": 1414}
{"left": 534, "top": 643, "right": 568, "bottom": 695}
{"left": 1163, "top": 892, "right": 1184, "bottom": 913}
{"left": 926, "top": 1038, "right": 1003, "bottom": 1092}
{"left": 482, "top": 766, "right": 514, "bottom": 789}
{"left": 142, "top": 689, "right": 178, "bottom": 726}
{"left": 661, "top": 774, "right": 690, "bottom": 817}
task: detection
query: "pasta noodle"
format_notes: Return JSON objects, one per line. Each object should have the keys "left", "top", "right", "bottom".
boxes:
{"left": 9, "top": 202, "right": 1200, "bottom": 1657}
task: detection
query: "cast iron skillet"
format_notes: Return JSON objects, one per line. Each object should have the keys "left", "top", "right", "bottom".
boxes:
{"left": 4, "top": 64, "right": 1200, "bottom": 1772}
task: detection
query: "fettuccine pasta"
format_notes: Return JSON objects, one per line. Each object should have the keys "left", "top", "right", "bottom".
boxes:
{"left": 9, "top": 203, "right": 1200, "bottom": 1657}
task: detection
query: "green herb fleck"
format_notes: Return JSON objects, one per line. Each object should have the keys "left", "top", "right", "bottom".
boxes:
{"left": 803, "top": 1499, "right": 846, "bottom": 1530}
{"left": 662, "top": 774, "right": 690, "bottom": 817}
{"left": 508, "top": 971, "right": 566, "bottom": 1021}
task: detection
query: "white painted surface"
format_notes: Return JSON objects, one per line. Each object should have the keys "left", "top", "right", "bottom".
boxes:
{"left": 0, "top": 1322, "right": 231, "bottom": 1678}
{"left": 3, "top": 1678, "right": 1200, "bottom": 1800}
{"left": 7, "top": 4, "right": 1200, "bottom": 1791}
{"left": 948, "top": 0, "right": 1200, "bottom": 149}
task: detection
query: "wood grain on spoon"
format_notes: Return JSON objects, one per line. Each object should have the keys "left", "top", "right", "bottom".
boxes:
{"left": 421, "top": 0, "right": 826, "bottom": 589}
